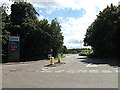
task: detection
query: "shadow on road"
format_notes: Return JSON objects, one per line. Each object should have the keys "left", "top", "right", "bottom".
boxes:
{"left": 77, "top": 57, "right": 87, "bottom": 59}
{"left": 77, "top": 56, "right": 120, "bottom": 67}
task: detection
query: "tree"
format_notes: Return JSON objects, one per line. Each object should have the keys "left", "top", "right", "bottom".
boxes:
{"left": 50, "top": 18, "right": 64, "bottom": 57}
{"left": 84, "top": 4, "right": 120, "bottom": 58}
{"left": 1, "top": 2, "right": 64, "bottom": 61}
{"left": 10, "top": 2, "right": 39, "bottom": 59}
{"left": 61, "top": 45, "right": 68, "bottom": 53}
{"left": 1, "top": 4, "right": 10, "bottom": 62}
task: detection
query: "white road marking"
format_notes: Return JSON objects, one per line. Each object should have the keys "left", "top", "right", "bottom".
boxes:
{"left": 41, "top": 67, "right": 53, "bottom": 72}
{"left": 80, "top": 70, "right": 87, "bottom": 73}
{"left": 86, "top": 63, "right": 97, "bottom": 67}
{"left": 41, "top": 70, "right": 52, "bottom": 72}
{"left": 114, "top": 70, "right": 120, "bottom": 73}
{"left": 41, "top": 71, "right": 45, "bottom": 72}
{"left": 55, "top": 70, "right": 65, "bottom": 73}
{"left": 76, "top": 70, "right": 81, "bottom": 73}
{"left": 66, "top": 70, "right": 75, "bottom": 73}
{"left": 41, "top": 68, "right": 46, "bottom": 71}
{"left": 44, "top": 67, "right": 49, "bottom": 69}
{"left": 89, "top": 70, "right": 98, "bottom": 73}
{"left": 41, "top": 68, "right": 118, "bottom": 74}
{"left": 102, "top": 70, "right": 112, "bottom": 73}
{"left": 41, "top": 67, "right": 56, "bottom": 71}
{"left": 45, "top": 70, "right": 52, "bottom": 72}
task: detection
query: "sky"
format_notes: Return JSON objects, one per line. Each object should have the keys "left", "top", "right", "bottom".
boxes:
{"left": 1, "top": 0, "right": 120, "bottom": 49}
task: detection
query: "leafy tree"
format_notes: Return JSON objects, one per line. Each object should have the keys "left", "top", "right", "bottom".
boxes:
{"left": 84, "top": 4, "right": 120, "bottom": 58}
{"left": 1, "top": 2, "right": 64, "bottom": 61}
{"left": 10, "top": 2, "right": 39, "bottom": 59}
{"left": 50, "top": 18, "right": 64, "bottom": 57}
{"left": 1, "top": 4, "right": 10, "bottom": 62}
{"left": 24, "top": 19, "right": 52, "bottom": 59}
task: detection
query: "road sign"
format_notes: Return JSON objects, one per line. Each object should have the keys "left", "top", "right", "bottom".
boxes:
{"left": 8, "top": 36, "right": 20, "bottom": 61}
{"left": 9, "top": 36, "right": 19, "bottom": 41}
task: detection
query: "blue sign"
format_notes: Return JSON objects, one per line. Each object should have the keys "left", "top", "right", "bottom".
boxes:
{"left": 9, "top": 41, "right": 20, "bottom": 52}
{"left": 8, "top": 36, "right": 20, "bottom": 61}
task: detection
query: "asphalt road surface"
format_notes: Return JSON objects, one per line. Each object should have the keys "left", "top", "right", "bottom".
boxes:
{"left": 2, "top": 54, "right": 119, "bottom": 88}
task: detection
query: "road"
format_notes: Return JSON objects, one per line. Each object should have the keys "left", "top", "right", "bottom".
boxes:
{"left": 2, "top": 54, "right": 119, "bottom": 88}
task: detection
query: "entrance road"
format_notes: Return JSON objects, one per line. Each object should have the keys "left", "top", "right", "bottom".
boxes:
{"left": 2, "top": 54, "right": 118, "bottom": 88}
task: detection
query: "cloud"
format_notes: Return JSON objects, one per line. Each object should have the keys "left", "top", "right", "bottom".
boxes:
{"left": 58, "top": 0, "right": 119, "bottom": 49}
{"left": 0, "top": 0, "right": 14, "bottom": 15}
{"left": 1, "top": 0, "right": 120, "bottom": 49}
{"left": 30, "top": 0, "right": 119, "bottom": 14}
{"left": 39, "top": 10, "right": 42, "bottom": 13}
{"left": 30, "top": 0, "right": 119, "bottom": 48}
{"left": 1, "top": 0, "right": 119, "bottom": 14}
{"left": 31, "top": 1, "right": 57, "bottom": 14}
{"left": 61, "top": 17, "right": 89, "bottom": 49}
{"left": 38, "top": 15, "right": 44, "bottom": 20}
{"left": 58, "top": 17, "right": 63, "bottom": 21}
{"left": 118, "top": 1, "right": 120, "bottom": 5}
{"left": 67, "top": 39, "right": 80, "bottom": 44}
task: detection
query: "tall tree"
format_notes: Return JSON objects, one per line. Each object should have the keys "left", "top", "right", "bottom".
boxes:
{"left": 1, "top": 4, "right": 10, "bottom": 62}
{"left": 10, "top": 2, "right": 39, "bottom": 59}
{"left": 50, "top": 18, "right": 64, "bottom": 57}
{"left": 84, "top": 4, "right": 120, "bottom": 57}
{"left": 2, "top": 2, "right": 64, "bottom": 61}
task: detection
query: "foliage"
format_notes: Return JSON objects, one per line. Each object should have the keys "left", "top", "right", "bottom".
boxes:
{"left": 1, "top": 4, "right": 10, "bottom": 62}
{"left": 84, "top": 4, "right": 120, "bottom": 58}
{"left": 61, "top": 45, "right": 68, "bottom": 53}
{"left": 49, "top": 18, "right": 64, "bottom": 57}
{"left": 1, "top": 2, "right": 64, "bottom": 61}
{"left": 68, "top": 48, "right": 92, "bottom": 53}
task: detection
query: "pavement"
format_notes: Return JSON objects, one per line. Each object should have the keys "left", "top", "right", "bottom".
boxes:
{"left": 2, "top": 54, "right": 119, "bottom": 88}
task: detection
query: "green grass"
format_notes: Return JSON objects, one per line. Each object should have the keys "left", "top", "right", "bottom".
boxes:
{"left": 55, "top": 55, "right": 66, "bottom": 59}
{"left": 61, "top": 56, "right": 66, "bottom": 58}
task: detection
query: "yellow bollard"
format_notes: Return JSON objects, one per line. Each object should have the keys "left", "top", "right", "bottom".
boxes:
{"left": 50, "top": 57, "right": 54, "bottom": 64}
{"left": 52, "top": 57, "right": 54, "bottom": 64}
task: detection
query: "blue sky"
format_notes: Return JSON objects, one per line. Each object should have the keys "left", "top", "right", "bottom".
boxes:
{"left": 35, "top": 7, "right": 86, "bottom": 22}
{"left": 1, "top": 0, "right": 119, "bottom": 49}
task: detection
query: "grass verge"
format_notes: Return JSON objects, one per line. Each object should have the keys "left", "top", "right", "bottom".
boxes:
{"left": 55, "top": 55, "right": 66, "bottom": 59}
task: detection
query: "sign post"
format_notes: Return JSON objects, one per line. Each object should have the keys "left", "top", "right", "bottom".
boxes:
{"left": 8, "top": 36, "right": 20, "bottom": 61}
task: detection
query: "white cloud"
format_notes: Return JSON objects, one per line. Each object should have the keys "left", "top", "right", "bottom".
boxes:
{"left": 58, "top": 17, "right": 63, "bottom": 21}
{"left": 0, "top": 0, "right": 14, "bottom": 15}
{"left": 31, "top": 1, "right": 57, "bottom": 14}
{"left": 1, "top": 0, "right": 120, "bottom": 49}
{"left": 30, "top": 0, "right": 120, "bottom": 48}
{"left": 1, "top": 0, "right": 119, "bottom": 15}
{"left": 38, "top": 15, "right": 44, "bottom": 20}
{"left": 58, "top": 0, "right": 119, "bottom": 49}
{"left": 39, "top": 10, "right": 42, "bottom": 13}
{"left": 30, "top": 0, "right": 119, "bottom": 14}
{"left": 61, "top": 16, "right": 91, "bottom": 49}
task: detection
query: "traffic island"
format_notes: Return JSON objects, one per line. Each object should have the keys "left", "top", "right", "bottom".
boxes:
{"left": 44, "top": 62, "right": 66, "bottom": 67}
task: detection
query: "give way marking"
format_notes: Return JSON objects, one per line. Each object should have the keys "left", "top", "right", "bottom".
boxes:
{"left": 86, "top": 63, "right": 97, "bottom": 67}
